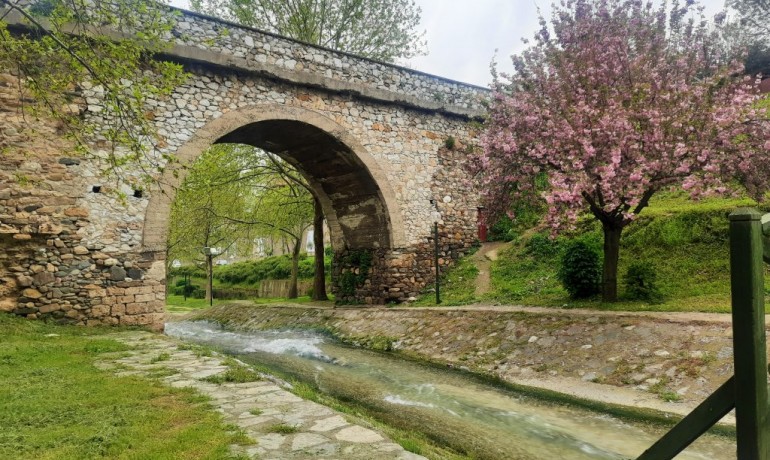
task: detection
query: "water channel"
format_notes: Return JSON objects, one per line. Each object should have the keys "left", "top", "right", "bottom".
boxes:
{"left": 164, "top": 320, "right": 736, "bottom": 460}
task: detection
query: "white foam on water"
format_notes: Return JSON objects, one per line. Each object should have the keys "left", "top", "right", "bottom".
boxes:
{"left": 384, "top": 395, "right": 436, "bottom": 408}
{"left": 165, "top": 321, "right": 330, "bottom": 361}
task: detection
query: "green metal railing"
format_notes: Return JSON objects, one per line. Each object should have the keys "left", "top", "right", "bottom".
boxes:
{"left": 636, "top": 208, "right": 770, "bottom": 459}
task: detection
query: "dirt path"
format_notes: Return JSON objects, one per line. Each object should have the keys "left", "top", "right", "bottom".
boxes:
{"left": 469, "top": 241, "right": 510, "bottom": 297}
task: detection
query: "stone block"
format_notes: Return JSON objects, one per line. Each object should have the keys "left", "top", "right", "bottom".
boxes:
{"left": 91, "top": 304, "right": 109, "bottom": 317}
{"left": 86, "top": 288, "right": 106, "bottom": 298}
{"left": 22, "top": 288, "right": 43, "bottom": 299}
{"left": 106, "top": 286, "right": 124, "bottom": 295}
{"left": 134, "top": 293, "right": 155, "bottom": 303}
{"left": 125, "top": 302, "right": 147, "bottom": 315}
{"left": 111, "top": 303, "right": 126, "bottom": 316}
{"left": 64, "top": 207, "right": 89, "bottom": 217}
{"left": 110, "top": 266, "right": 126, "bottom": 281}
{"left": 33, "top": 271, "right": 55, "bottom": 286}
{"left": 16, "top": 274, "right": 33, "bottom": 287}
{"left": 0, "top": 298, "right": 15, "bottom": 312}
{"left": 39, "top": 303, "right": 60, "bottom": 314}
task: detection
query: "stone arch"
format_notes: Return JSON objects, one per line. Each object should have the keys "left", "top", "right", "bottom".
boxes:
{"left": 142, "top": 104, "right": 405, "bottom": 255}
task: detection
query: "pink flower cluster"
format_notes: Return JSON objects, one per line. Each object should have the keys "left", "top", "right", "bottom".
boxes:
{"left": 478, "top": 0, "right": 770, "bottom": 232}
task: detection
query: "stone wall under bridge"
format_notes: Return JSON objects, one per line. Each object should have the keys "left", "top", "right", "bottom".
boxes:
{"left": 0, "top": 5, "right": 487, "bottom": 329}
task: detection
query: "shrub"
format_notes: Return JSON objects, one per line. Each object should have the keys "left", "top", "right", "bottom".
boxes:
{"left": 525, "top": 233, "right": 561, "bottom": 258}
{"left": 557, "top": 240, "right": 601, "bottom": 299}
{"left": 169, "top": 265, "right": 206, "bottom": 278}
{"left": 488, "top": 215, "right": 516, "bottom": 242}
{"left": 624, "top": 261, "right": 663, "bottom": 303}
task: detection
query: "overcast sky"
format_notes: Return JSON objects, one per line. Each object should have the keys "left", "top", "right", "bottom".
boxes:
{"left": 166, "top": 0, "right": 728, "bottom": 87}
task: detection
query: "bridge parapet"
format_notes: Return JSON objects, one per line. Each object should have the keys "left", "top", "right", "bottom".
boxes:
{"left": 164, "top": 7, "right": 488, "bottom": 118}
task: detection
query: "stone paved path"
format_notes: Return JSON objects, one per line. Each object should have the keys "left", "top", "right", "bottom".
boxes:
{"left": 95, "top": 331, "right": 425, "bottom": 460}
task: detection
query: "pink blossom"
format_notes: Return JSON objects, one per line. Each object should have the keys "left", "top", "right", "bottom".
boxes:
{"left": 475, "top": 0, "right": 770, "bottom": 299}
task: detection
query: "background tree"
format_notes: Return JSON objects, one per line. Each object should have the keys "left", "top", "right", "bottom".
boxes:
{"left": 238, "top": 167, "right": 315, "bottom": 298}
{"left": 258, "top": 153, "right": 329, "bottom": 299}
{"left": 189, "top": 0, "right": 426, "bottom": 62}
{"left": 0, "top": 0, "right": 187, "bottom": 190}
{"left": 727, "top": 0, "right": 770, "bottom": 76}
{"left": 170, "top": 144, "right": 319, "bottom": 299}
{"left": 480, "top": 0, "right": 770, "bottom": 301}
{"left": 168, "top": 145, "right": 254, "bottom": 302}
{"left": 190, "top": 0, "right": 426, "bottom": 301}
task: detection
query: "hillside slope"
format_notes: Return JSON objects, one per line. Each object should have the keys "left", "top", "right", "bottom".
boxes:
{"left": 429, "top": 194, "right": 769, "bottom": 313}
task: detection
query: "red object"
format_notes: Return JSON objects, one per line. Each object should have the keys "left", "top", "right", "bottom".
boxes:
{"left": 477, "top": 208, "right": 488, "bottom": 242}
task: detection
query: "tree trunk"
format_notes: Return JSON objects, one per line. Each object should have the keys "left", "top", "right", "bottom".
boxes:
{"left": 601, "top": 221, "right": 623, "bottom": 302}
{"left": 312, "top": 198, "right": 328, "bottom": 301}
{"left": 288, "top": 238, "right": 301, "bottom": 299}
{"left": 205, "top": 254, "right": 213, "bottom": 304}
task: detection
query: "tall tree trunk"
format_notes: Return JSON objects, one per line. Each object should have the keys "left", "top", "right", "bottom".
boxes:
{"left": 312, "top": 198, "right": 328, "bottom": 301}
{"left": 205, "top": 254, "right": 213, "bottom": 303}
{"left": 601, "top": 221, "right": 623, "bottom": 302}
{"left": 288, "top": 238, "right": 301, "bottom": 299}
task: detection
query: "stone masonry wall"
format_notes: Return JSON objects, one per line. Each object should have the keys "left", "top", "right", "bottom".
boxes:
{"left": 2, "top": 61, "right": 481, "bottom": 319}
{"left": 333, "top": 142, "right": 480, "bottom": 304}
{"left": 164, "top": 8, "right": 486, "bottom": 114}
{"left": 1, "top": 4, "right": 487, "bottom": 327}
{"left": 0, "top": 74, "right": 165, "bottom": 329}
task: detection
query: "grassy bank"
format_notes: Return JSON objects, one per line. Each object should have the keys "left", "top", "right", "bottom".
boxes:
{"left": 0, "top": 314, "right": 247, "bottom": 459}
{"left": 423, "top": 194, "right": 769, "bottom": 312}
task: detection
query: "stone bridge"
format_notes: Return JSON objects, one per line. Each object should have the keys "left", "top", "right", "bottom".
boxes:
{"left": 0, "top": 6, "right": 487, "bottom": 330}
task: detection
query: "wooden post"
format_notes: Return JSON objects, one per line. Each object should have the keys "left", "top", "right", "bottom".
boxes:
{"left": 636, "top": 377, "right": 735, "bottom": 460}
{"left": 729, "top": 208, "right": 770, "bottom": 459}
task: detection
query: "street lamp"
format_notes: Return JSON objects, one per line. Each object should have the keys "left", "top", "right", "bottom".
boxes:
{"left": 430, "top": 200, "right": 442, "bottom": 304}
{"left": 203, "top": 247, "right": 221, "bottom": 306}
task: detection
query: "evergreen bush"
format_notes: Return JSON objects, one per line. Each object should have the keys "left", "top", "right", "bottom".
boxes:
{"left": 624, "top": 261, "right": 663, "bottom": 303}
{"left": 557, "top": 240, "right": 601, "bottom": 298}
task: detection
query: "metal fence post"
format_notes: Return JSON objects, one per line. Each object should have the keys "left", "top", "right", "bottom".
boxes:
{"left": 729, "top": 208, "right": 770, "bottom": 459}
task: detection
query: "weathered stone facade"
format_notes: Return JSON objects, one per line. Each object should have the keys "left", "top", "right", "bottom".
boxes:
{"left": 0, "top": 74, "right": 165, "bottom": 328}
{"left": 0, "top": 6, "right": 487, "bottom": 328}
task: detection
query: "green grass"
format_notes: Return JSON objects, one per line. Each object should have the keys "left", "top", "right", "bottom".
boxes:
{"left": 202, "top": 357, "right": 263, "bottom": 384}
{"left": 0, "top": 314, "right": 248, "bottom": 459}
{"left": 413, "top": 256, "right": 479, "bottom": 306}
{"left": 166, "top": 295, "right": 221, "bottom": 313}
{"left": 479, "top": 193, "right": 770, "bottom": 313}
{"left": 251, "top": 295, "right": 316, "bottom": 305}
{"left": 149, "top": 352, "right": 171, "bottom": 363}
{"left": 264, "top": 424, "right": 299, "bottom": 434}
{"left": 166, "top": 294, "right": 331, "bottom": 314}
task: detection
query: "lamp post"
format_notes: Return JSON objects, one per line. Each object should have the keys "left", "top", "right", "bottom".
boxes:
{"left": 203, "top": 247, "right": 220, "bottom": 307}
{"left": 171, "top": 260, "right": 183, "bottom": 301}
{"left": 430, "top": 200, "right": 442, "bottom": 304}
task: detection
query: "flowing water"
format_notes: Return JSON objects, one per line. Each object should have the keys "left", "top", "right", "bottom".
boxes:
{"left": 165, "top": 321, "right": 736, "bottom": 460}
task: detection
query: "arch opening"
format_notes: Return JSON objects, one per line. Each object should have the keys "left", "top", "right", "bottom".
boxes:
{"left": 217, "top": 119, "right": 392, "bottom": 251}
{"left": 142, "top": 105, "right": 405, "bottom": 255}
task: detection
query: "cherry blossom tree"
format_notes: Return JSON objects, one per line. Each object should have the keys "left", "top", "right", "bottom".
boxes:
{"left": 480, "top": 0, "right": 770, "bottom": 301}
